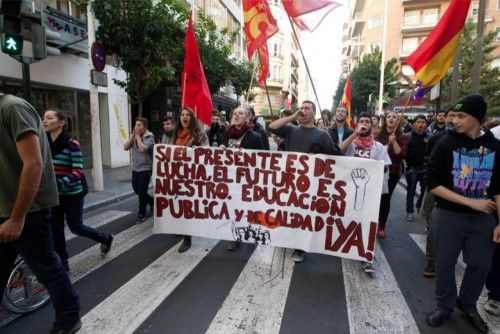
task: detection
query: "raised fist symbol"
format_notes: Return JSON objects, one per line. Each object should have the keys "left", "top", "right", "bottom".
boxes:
{"left": 351, "top": 168, "right": 370, "bottom": 210}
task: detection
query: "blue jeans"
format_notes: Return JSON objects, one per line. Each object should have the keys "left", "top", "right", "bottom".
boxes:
{"left": 405, "top": 168, "right": 425, "bottom": 213}
{"left": 0, "top": 209, "right": 80, "bottom": 328}
{"left": 51, "top": 195, "right": 110, "bottom": 267}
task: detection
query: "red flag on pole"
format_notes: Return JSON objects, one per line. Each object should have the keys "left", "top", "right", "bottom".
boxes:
{"left": 181, "top": 13, "right": 212, "bottom": 126}
{"left": 243, "top": 0, "right": 279, "bottom": 87}
{"left": 282, "top": 0, "right": 342, "bottom": 32}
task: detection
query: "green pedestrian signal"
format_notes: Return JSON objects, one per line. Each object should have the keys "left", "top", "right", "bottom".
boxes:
{"left": 1, "top": 32, "right": 23, "bottom": 55}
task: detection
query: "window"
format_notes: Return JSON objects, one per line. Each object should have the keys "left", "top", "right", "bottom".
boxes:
{"left": 423, "top": 8, "right": 438, "bottom": 24}
{"left": 55, "top": 0, "right": 86, "bottom": 21}
{"left": 368, "top": 15, "right": 382, "bottom": 29}
{"left": 497, "top": 0, "right": 500, "bottom": 11}
{"left": 271, "top": 65, "right": 282, "bottom": 81}
{"left": 472, "top": 1, "right": 479, "bottom": 16}
{"left": 403, "top": 10, "right": 419, "bottom": 26}
{"left": 402, "top": 37, "right": 419, "bottom": 53}
{"left": 495, "top": 27, "right": 500, "bottom": 41}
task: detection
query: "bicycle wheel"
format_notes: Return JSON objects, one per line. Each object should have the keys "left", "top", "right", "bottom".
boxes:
{"left": 2, "top": 259, "right": 50, "bottom": 313}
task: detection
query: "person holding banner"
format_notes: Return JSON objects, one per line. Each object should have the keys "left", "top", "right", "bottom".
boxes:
{"left": 375, "top": 111, "right": 408, "bottom": 239}
{"left": 269, "top": 100, "right": 339, "bottom": 262}
{"left": 223, "top": 106, "right": 265, "bottom": 251}
{"left": 172, "top": 107, "right": 209, "bottom": 253}
{"left": 340, "top": 112, "right": 392, "bottom": 273}
{"left": 425, "top": 95, "right": 500, "bottom": 333}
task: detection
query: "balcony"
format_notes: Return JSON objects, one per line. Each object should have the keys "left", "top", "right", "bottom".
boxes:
{"left": 399, "top": 47, "right": 413, "bottom": 59}
{"left": 401, "top": 16, "right": 439, "bottom": 33}
{"left": 469, "top": 9, "right": 493, "bottom": 23}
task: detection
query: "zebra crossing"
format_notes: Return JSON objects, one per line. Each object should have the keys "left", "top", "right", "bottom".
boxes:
{"left": 1, "top": 203, "right": 499, "bottom": 334}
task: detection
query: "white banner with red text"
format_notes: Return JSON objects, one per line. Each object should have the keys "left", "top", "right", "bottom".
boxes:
{"left": 153, "top": 145, "right": 384, "bottom": 262}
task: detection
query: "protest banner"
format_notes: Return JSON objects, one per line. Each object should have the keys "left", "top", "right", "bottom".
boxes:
{"left": 153, "top": 145, "right": 384, "bottom": 262}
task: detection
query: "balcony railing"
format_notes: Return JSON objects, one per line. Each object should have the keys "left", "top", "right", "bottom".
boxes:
{"left": 401, "top": 16, "right": 439, "bottom": 33}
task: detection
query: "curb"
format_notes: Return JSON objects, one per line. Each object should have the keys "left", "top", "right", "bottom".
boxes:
{"left": 83, "top": 190, "right": 135, "bottom": 213}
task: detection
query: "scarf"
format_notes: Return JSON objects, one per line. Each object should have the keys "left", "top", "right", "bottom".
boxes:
{"left": 48, "top": 130, "right": 71, "bottom": 156}
{"left": 353, "top": 134, "right": 374, "bottom": 152}
{"left": 175, "top": 128, "right": 192, "bottom": 146}
{"left": 225, "top": 123, "right": 251, "bottom": 140}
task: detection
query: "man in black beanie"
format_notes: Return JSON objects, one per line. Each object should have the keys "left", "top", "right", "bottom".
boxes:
{"left": 425, "top": 95, "right": 500, "bottom": 333}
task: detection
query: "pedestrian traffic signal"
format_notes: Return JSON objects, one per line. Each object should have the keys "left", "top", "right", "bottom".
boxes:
{"left": 32, "top": 24, "right": 61, "bottom": 59}
{"left": 1, "top": 31, "right": 22, "bottom": 54}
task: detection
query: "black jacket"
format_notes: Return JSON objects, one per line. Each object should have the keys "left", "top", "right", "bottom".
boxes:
{"left": 426, "top": 129, "right": 500, "bottom": 213}
{"left": 252, "top": 122, "right": 270, "bottom": 150}
{"left": 207, "top": 123, "right": 226, "bottom": 147}
{"left": 328, "top": 123, "right": 354, "bottom": 144}
{"left": 405, "top": 131, "right": 429, "bottom": 170}
{"left": 224, "top": 129, "right": 264, "bottom": 150}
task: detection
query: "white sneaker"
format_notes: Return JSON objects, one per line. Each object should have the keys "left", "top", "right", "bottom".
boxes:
{"left": 407, "top": 213, "right": 414, "bottom": 221}
{"left": 484, "top": 299, "right": 500, "bottom": 315}
{"left": 292, "top": 249, "right": 305, "bottom": 263}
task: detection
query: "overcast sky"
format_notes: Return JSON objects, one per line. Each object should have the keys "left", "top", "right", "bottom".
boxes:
{"left": 300, "top": 4, "right": 348, "bottom": 111}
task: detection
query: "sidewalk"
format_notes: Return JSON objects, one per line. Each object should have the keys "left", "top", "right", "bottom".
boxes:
{"left": 83, "top": 166, "right": 135, "bottom": 212}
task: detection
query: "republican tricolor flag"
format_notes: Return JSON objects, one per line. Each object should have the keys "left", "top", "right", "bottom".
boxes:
{"left": 282, "top": 0, "right": 342, "bottom": 32}
{"left": 243, "top": 0, "right": 279, "bottom": 87}
{"left": 340, "top": 76, "right": 353, "bottom": 127}
{"left": 406, "top": 0, "right": 471, "bottom": 99}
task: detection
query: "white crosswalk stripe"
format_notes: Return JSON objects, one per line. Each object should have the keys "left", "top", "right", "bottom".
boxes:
{"left": 79, "top": 237, "right": 218, "bottom": 334}
{"left": 342, "top": 241, "right": 419, "bottom": 334}
{"left": 206, "top": 246, "right": 294, "bottom": 334}
{"left": 6, "top": 206, "right": 500, "bottom": 334}
{"left": 65, "top": 210, "right": 131, "bottom": 241}
{"left": 410, "top": 233, "right": 500, "bottom": 333}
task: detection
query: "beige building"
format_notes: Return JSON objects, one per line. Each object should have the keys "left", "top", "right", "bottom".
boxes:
{"left": 251, "top": 0, "right": 301, "bottom": 116}
{"left": 341, "top": 0, "right": 500, "bottom": 82}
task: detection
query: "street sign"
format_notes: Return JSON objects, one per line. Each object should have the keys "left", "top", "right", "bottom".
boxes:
{"left": 91, "top": 41, "right": 105, "bottom": 72}
{"left": 1, "top": 31, "right": 23, "bottom": 54}
{"left": 90, "top": 69, "right": 108, "bottom": 87}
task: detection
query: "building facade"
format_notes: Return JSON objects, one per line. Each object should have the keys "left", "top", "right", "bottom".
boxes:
{"left": 0, "top": 0, "right": 130, "bottom": 169}
{"left": 341, "top": 0, "right": 500, "bottom": 82}
{"left": 251, "top": 0, "right": 301, "bottom": 117}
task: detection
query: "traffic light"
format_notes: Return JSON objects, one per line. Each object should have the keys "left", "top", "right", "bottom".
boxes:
{"left": 0, "top": 0, "right": 23, "bottom": 55}
{"left": 1, "top": 30, "right": 22, "bottom": 54}
{"left": 32, "top": 24, "right": 61, "bottom": 59}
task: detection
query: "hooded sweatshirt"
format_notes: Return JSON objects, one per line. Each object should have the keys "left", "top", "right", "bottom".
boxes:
{"left": 426, "top": 129, "right": 500, "bottom": 213}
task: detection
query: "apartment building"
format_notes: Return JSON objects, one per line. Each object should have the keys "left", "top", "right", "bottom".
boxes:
{"left": 251, "top": 0, "right": 301, "bottom": 116}
{"left": 341, "top": 0, "right": 500, "bottom": 82}
{"left": 0, "top": 0, "right": 130, "bottom": 169}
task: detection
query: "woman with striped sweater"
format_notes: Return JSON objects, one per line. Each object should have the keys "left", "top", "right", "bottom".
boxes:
{"left": 43, "top": 109, "right": 113, "bottom": 271}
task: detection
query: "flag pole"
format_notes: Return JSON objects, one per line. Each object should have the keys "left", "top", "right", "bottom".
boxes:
{"left": 182, "top": 72, "right": 187, "bottom": 107}
{"left": 287, "top": 16, "right": 322, "bottom": 111}
{"left": 245, "top": 62, "right": 258, "bottom": 104}
{"left": 257, "top": 52, "right": 275, "bottom": 118}
{"left": 377, "top": 0, "right": 389, "bottom": 115}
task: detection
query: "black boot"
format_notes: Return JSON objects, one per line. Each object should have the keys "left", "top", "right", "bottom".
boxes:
{"left": 178, "top": 236, "right": 191, "bottom": 253}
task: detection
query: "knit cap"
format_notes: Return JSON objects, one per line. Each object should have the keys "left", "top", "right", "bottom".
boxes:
{"left": 454, "top": 95, "right": 487, "bottom": 122}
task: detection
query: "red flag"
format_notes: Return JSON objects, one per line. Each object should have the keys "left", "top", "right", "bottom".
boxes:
{"left": 340, "top": 77, "right": 352, "bottom": 126}
{"left": 243, "top": 0, "right": 278, "bottom": 87}
{"left": 282, "top": 0, "right": 342, "bottom": 31}
{"left": 181, "top": 13, "right": 212, "bottom": 126}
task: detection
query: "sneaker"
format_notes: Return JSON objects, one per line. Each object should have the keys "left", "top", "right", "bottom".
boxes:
{"left": 100, "top": 235, "right": 114, "bottom": 258}
{"left": 426, "top": 309, "right": 450, "bottom": 327}
{"left": 361, "top": 262, "right": 374, "bottom": 273}
{"left": 422, "top": 263, "right": 435, "bottom": 278}
{"left": 178, "top": 237, "right": 191, "bottom": 253}
{"left": 226, "top": 241, "right": 238, "bottom": 251}
{"left": 377, "top": 228, "right": 386, "bottom": 239}
{"left": 292, "top": 249, "right": 305, "bottom": 263}
{"left": 484, "top": 299, "right": 500, "bottom": 315}
{"left": 137, "top": 214, "right": 147, "bottom": 223}
{"left": 50, "top": 320, "right": 82, "bottom": 334}
{"left": 406, "top": 213, "right": 413, "bottom": 222}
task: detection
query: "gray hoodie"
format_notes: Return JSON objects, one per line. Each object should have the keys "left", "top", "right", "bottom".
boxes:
{"left": 131, "top": 130, "right": 155, "bottom": 172}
